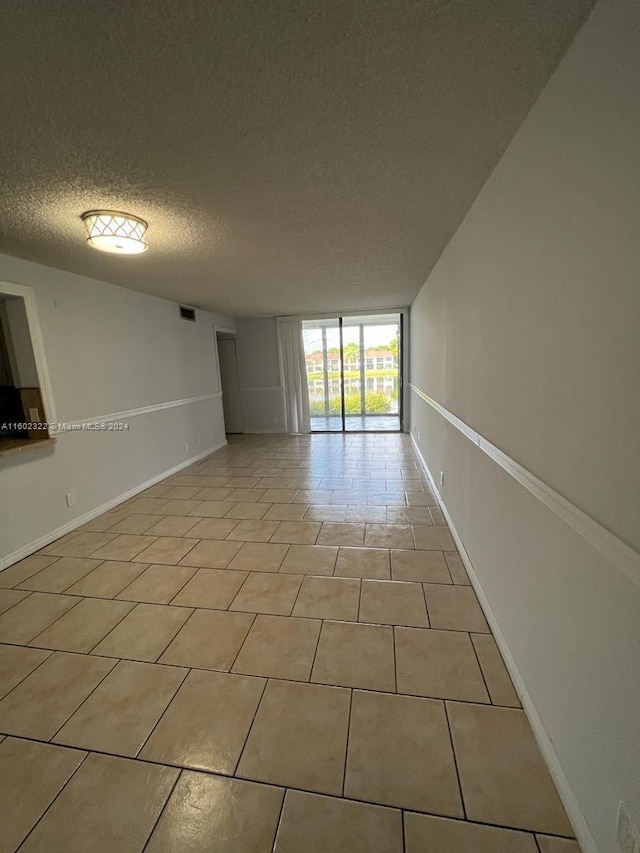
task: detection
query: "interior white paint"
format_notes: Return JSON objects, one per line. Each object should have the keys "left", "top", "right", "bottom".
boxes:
{"left": 0, "top": 253, "right": 234, "bottom": 566}
{"left": 0, "top": 0, "right": 593, "bottom": 316}
{"left": 409, "top": 2, "right": 640, "bottom": 851}
{"left": 235, "top": 318, "right": 287, "bottom": 433}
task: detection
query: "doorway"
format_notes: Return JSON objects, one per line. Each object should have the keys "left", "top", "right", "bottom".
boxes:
{"left": 216, "top": 331, "right": 243, "bottom": 434}
{"left": 302, "top": 313, "right": 402, "bottom": 432}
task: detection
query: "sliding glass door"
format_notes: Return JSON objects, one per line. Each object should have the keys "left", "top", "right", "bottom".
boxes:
{"left": 303, "top": 313, "right": 402, "bottom": 432}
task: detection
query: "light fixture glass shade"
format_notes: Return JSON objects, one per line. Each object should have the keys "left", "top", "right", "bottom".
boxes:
{"left": 81, "top": 210, "right": 148, "bottom": 254}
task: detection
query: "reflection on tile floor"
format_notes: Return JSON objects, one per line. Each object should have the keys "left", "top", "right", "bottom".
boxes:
{"left": 0, "top": 433, "right": 580, "bottom": 852}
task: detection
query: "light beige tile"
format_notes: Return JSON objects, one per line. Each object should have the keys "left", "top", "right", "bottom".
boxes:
{"left": 107, "top": 514, "right": 160, "bottom": 534}
{"left": 0, "top": 555, "right": 59, "bottom": 588}
{"left": 89, "top": 534, "right": 157, "bottom": 562}
{"left": 78, "top": 510, "right": 129, "bottom": 532}
{"left": 293, "top": 576, "right": 360, "bottom": 621}
{"left": 0, "top": 651, "right": 116, "bottom": 739}
{"left": 404, "top": 812, "right": 538, "bottom": 853}
{"left": 54, "top": 659, "right": 187, "bottom": 756}
{"left": 345, "top": 506, "right": 388, "bottom": 523}
{"left": 293, "top": 490, "right": 335, "bottom": 504}
{"left": 312, "top": 620, "right": 395, "bottom": 692}
{"left": 263, "top": 503, "right": 307, "bottom": 521}
{"left": 275, "top": 789, "right": 403, "bottom": 853}
{"left": 160, "top": 485, "right": 202, "bottom": 500}
{"left": 160, "top": 609, "right": 254, "bottom": 670}
{"left": 0, "top": 587, "right": 30, "bottom": 613}
{"left": 257, "top": 488, "right": 299, "bottom": 504}
{"left": 92, "top": 602, "right": 192, "bottom": 662}
{"left": 227, "top": 477, "right": 261, "bottom": 489}
{"left": 0, "top": 592, "right": 80, "bottom": 644}
{"left": 233, "top": 614, "right": 321, "bottom": 680}
{"left": 171, "top": 567, "right": 248, "bottom": 608}
{"left": 116, "top": 564, "right": 197, "bottom": 604}
{"left": 184, "top": 517, "right": 239, "bottom": 539}
{"left": 387, "top": 506, "right": 433, "bottom": 524}
{"left": 124, "top": 497, "right": 171, "bottom": 514}
{"left": 230, "top": 572, "right": 303, "bottom": 616}
{"left": 345, "top": 690, "right": 463, "bottom": 815}
{"left": 133, "top": 536, "right": 198, "bottom": 565}
{"left": 0, "top": 644, "right": 51, "bottom": 699}
{"left": 42, "top": 532, "right": 118, "bottom": 558}
{"left": 30, "top": 598, "right": 135, "bottom": 653}
{"left": 412, "top": 525, "right": 456, "bottom": 550}
{"left": 445, "top": 550, "right": 470, "bottom": 584}
{"left": 256, "top": 477, "right": 290, "bottom": 488}
{"left": 237, "top": 679, "right": 350, "bottom": 795}
{"left": 317, "top": 522, "right": 365, "bottom": 547}
{"left": 140, "top": 669, "right": 265, "bottom": 772}
{"left": 395, "top": 627, "right": 489, "bottom": 702}
{"left": 227, "top": 542, "right": 290, "bottom": 573}
{"left": 406, "top": 492, "right": 439, "bottom": 507}
{"left": 189, "top": 500, "right": 235, "bottom": 517}
{"left": 0, "top": 737, "right": 87, "bottom": 853}
{"left": 144, "top": 515, "right": 201, "bottom": 537}
{"left": 271, "top": 521, "right": 321, "bottom": 544}
{"left": 228, "top": 488, "right": 267, "bottom": 502}
{"left": 391, "top": 549, "right": 451, "bottom": 583}
{"left": 279, "top": 544, "right": 337, "bottom": 575}
{"left": 424, "top": 583, "right": 489, "bottom": 632}
{"left": 65, "top": 560, "right": 148, "bottom": 598}
{"left": 360, "top": 580, "right": 428, "bottom": 627}
{"left": 364, "top": 524, "right": 414, "bottom": 549}
{"left": 304, "top": 505, "right": 346, "bottom": 522}
{"left": 536, "top": 837, "right": 581, "bottom": 853}
{"left": 178, "top": 538, "right": 242, "bottom": 568}
{"left": 19, "top": 752, "right": 177, "bottom": 853}
{"left": 224, "top": 501, "right": 270, "bottom": 519}
{"left": 192, "top": 486, "right": 234, "bottom": 501}
{"left": 472, "top": 633, "right": 521, "bottom": 707}
{"left": 447, "top": 702, "right": 573, "bottom": 834}
{"left": 334, "top": 547, "right": 391, "bottom": 579}
{"left": 227, "top": 519, "right": 279, "bottom": 542}
{"left": 163, "top": 498, "right": 203, "bottom": 515}
{"left": 146, "top": 771, "right": 283, "bottom": 853}
{"left": 18, "top": 557, "right": 101, "bottom": 592}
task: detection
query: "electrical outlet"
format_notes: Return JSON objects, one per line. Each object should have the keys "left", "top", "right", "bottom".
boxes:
{"left": 616, "top": 802, "right": 640, "bottom": 853}
{"left": 439, "top": 471, "right": 445, "bottom": 487}
{"left": 65, "top": 491, "right": 76, "bottom": 507}
{"left": 185, "top": 441, "right": 190, "bottom": 454}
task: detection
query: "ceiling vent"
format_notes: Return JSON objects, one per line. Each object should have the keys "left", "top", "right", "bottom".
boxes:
{"left": 179, "top": 305, "right": 196, "bottom": 322}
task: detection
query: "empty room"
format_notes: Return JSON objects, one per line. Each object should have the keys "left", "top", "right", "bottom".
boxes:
{"left": 0, "top": 1, "right": 638, "bottom": 852}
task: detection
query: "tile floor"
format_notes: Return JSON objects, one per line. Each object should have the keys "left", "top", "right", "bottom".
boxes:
{"left": 0, "top": 433, "right": 581, "bottom": 852}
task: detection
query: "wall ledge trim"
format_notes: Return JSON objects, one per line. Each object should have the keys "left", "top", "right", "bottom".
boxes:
{"left": 410, "top": 433, "right": 598, "bottom": 853}
{"left": 0, "top": 439, "right": 227, "bottom": 571}
{"left": 50, "top": 392, "right": 223, "bottom": 435}
{"left": 410, "top": 383, "right": 640, "bottom": 587}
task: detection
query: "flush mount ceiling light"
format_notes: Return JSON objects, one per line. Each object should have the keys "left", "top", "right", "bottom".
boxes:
{"left": 81, "top": 210, "right": 148, "bottom": 255}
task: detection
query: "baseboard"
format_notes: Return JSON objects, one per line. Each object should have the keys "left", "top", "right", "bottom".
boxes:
{"left": 0, "top": 439, "right": 228, "bottom": 571}
{"left": 410, "top": 431, "right": 598, "bottom": 853}
{"left": 242, "top": 428, "right": 287, "bottom": 434}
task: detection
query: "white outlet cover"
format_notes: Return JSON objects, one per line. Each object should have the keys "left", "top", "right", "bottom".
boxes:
{"left": 65, "top": 492, "right": 76, "bottom": 507}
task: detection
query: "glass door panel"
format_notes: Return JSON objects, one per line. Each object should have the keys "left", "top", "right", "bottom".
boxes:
{"left": 303, "top": 319, "right": 343, "bottom": 432}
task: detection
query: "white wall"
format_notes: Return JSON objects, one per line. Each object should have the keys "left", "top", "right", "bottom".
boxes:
{"left": 409, "top": 2, "right": 640, "bottom": 851}
{"left": 235, "top": 317, "right": 287, "bottom": 433}
{"left": 0, "top": 253, "right": 234, "bottom": 566}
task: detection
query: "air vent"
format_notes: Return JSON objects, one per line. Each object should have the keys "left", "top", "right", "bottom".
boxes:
{"left": 179, "top": 305, "right": 196, "bottom": 322}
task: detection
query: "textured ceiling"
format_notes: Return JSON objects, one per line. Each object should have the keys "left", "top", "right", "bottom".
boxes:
{"left": 0, "top": 0, "right": 594, "bottom": 317}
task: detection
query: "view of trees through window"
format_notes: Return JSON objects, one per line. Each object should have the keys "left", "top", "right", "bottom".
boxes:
{"left": 302, "top": 314, "right": 401, "bottom": 431}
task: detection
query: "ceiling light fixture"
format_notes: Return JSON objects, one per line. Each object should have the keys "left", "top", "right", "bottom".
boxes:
{"left": 81, "top": 210, "right": 149, "bottom": 255}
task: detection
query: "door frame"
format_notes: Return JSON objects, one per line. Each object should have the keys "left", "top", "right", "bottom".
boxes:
{"left": 214, "top": 326, "right": 243, "bottom": 434}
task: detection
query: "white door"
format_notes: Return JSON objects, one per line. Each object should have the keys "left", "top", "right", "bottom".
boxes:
{"left": 217, "top": 338, "right": 243, "bottom": 433}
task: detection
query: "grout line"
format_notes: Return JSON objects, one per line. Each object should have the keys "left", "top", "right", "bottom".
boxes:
{"left": 341, "top": 687, "right": 354, "bottom": 797}
{"left": 135, "top": 667, "right": 192, "bottom": 759}
{"left": 141, "top": 767, "right": 183, "bottom": 852}
{"left": 443, "top": 700, "right": 467, "bottom": 821}
{"left": 468, "top": 631, "right": 493, "bottom": 705}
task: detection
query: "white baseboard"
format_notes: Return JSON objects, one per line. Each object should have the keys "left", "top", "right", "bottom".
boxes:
{"left": 0, "top": 439, "right": 227, "bottom": 571}
{"left": 242, "top": 428, "right": 287, "bottom": 434}
{"left": 410, "top": 431, "right": 598, "bottom": 853}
